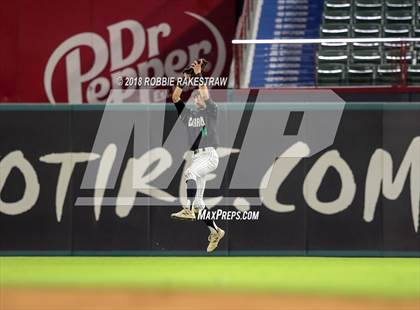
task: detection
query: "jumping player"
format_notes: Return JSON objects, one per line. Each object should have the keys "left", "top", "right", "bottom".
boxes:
{"left": 170, "top": 59, "right": 225, "bottom": 252}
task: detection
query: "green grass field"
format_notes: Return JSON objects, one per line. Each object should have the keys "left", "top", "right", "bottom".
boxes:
{"left": 1, "top": 257, "right": 419, "bottom": 299}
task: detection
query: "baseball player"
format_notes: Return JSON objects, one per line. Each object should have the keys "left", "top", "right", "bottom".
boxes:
{"left": 170, "top": 59, "right": 225, "bottom": 252}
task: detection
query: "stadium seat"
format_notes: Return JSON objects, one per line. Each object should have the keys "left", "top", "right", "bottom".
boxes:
{"left": 355, "top": 0, "right": 383, "bottom": 10}
{"left": 320, "top": 23, "right": 350, "bottom": 50}
{"left": 413, "top": 49, "right": 420, "bottom": 63}
{"left": 323, "top": 9, "right": 352, "bottom": 23}
{"left": 383, "top": 24, "right": 411, "bottom": 37}
{"left": 383, "top": 24, "right": 411, "bottom": 48}
{"left": 317, "top": 63, "right": 346, "bottom": 85}
{"left": 414, "top": 24, "right": 420, "bottom": 35}
{"left": 386, "top": 0, "right": 414, "bottom": 10}
{"left": 376, "top": 64, "right": 401, "bottom": 84}
{"left": 317, "top": 50, "right": 349, "bottom": 64}
{"left": 353, "top": 23, "right": 382, "bottom": 37}
{"left": 348, "top": 64, "right": 375, "bottom": 84}
{"left": 351, "top": 49, "right": 382, "bottom": 64}
{"left": 315, "top": 0, "right": 416, "bottom": 86}
{"left": 352, "top": 23, "right": 382, "bottom": 49}
{"left": 385, "top": 50, "right": 413, "bottom": 63}
{"left": 385, "top": 9, "right": 413, "bottom": 24}
{"left": 384, "top": 23, "right": 411, "bottom": 49}
{"left": 413, "top": 24, "right": 420, "bottom": 48}
{"left": 354, "top": 9, "right": 383, "bottom": 23}
{"left": 321, "top": 23, "right": 350, "bottom": 37}
{"left": 325, "top": 0, "right": 352, "bottom": 10}
{"left": 408, "top": 64, "right": 420, "bottom": 84}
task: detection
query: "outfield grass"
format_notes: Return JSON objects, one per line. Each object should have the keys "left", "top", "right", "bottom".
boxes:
{"left": 1, "top": 257, "right": 419, "bottom": 299}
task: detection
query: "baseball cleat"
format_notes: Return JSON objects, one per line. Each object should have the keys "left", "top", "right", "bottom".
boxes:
{"left": 171, "top": 208, "right": 196, "bottom": 221}
{"left": 207, "top": 228, "right": 225, "bottom": 252}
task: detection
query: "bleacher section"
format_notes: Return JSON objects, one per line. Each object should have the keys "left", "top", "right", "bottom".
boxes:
{"left": 244, "top": 0, "right": 420, "bottom": 88}
{"left": 317, "top": 0, "right": 420, "bottom": 86}
{"left": 248, "top": 0, "right": 324, "bottom": 87}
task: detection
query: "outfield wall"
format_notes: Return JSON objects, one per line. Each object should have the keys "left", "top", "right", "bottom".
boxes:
{"left": 0, "top": 98, "right": 419, "bottom": 256}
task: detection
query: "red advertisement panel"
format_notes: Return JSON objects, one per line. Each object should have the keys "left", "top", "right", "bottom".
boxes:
{"left": 0, "top": 0, "right": 235, "bottom": 103}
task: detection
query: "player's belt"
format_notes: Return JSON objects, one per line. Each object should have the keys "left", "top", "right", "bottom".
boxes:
{"left": 193, "top": 147, "right": 208, "bottom": 155}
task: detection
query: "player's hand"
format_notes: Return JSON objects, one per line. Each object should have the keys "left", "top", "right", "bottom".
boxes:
{"left": 192, "top": 60, "right": 201, "bottom": 75}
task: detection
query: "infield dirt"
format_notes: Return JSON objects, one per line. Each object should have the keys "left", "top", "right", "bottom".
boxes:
{"left": 1, "top": 288, "right": 419, "bottom": 310}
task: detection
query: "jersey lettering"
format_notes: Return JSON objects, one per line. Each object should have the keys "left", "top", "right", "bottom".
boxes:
{"left": 188, "top": 116, "right": 206, "bottom": 128}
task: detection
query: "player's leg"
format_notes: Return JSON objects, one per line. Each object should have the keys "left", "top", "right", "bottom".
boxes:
{"left": 170, "top": 178, "right": 197, "bottom": 221}
{"left": 186, "top": 151, "right": 214, "bottom": 206}
{"left": 170, "top": 163, "right": 201, "bottom": 221}
{"left": 193, "top": 174, "right": 219, "bottom": 231}
{"left": 171, "top": 149, "right": 224, "bottom": 251}
{"left": 191, "top": 150, "right": 218, "bottom": 214}
{"left": 170, "top": 152, "right": 209, "bottom": 220}
{"left": 191, "top": 150, "right": 225, "bottom": 252}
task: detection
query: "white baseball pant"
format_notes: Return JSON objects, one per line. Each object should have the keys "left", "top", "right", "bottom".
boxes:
{"left": 184, "top": 147, "right": 219, "bottom": 210}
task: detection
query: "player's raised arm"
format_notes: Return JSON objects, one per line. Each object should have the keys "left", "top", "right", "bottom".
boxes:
{"left": 193, "top": 60, "right": 217, "bottom": 117}
{"left": 172, "top": 73, "right": 193, "bottom": 125}
{"left": 172, "top": 73, "right": 191, "bottom": 118}
{"left": 192, "top": 60, "right": 210, "bottom": 101}
{"left": 172, "top": 85, "right": 183, "bottom": 103}
{"left": 172, "top": 72, "right": 190, "bottom": 104}
{"left": 199, "top": 84, "right": 210, "bottom": 101}
{"left": 172, "top": 84, "right": 186, "bottom": 117}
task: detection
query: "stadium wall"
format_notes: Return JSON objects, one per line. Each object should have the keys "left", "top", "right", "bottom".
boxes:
{"left": 0, "top": 93, "right": 419, "bottom": 257}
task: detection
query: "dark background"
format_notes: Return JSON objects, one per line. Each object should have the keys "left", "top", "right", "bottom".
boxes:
{"left": 0, "top": 98, "right": 419, "bottom": 256}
